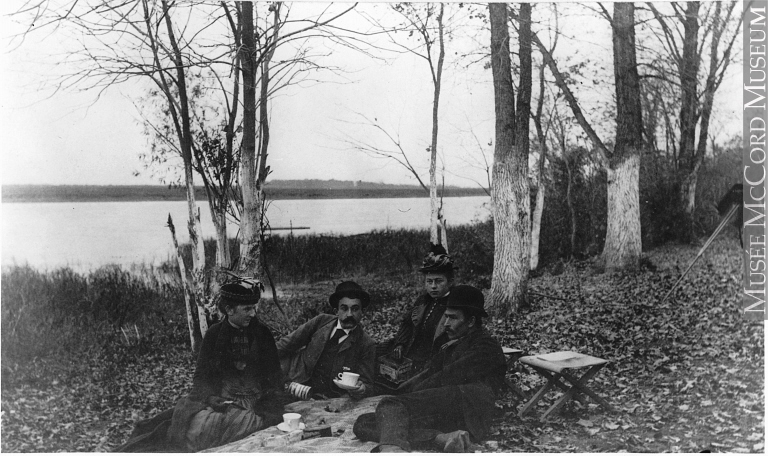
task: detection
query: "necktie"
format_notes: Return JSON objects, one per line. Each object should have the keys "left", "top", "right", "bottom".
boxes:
{"left": 329, "top": 329, "right": 346, "bottom": 345}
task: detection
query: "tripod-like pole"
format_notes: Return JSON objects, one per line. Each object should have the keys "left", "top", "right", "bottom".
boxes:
{"left": 660, "top": 204, "right": 739, "bottom": 304}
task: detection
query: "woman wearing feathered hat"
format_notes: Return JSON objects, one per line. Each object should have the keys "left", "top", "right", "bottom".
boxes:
{"left": 117, "top": 281, "right": 286, "bottom": 452}
{"left": 377, "top": 243, "right": 456, "bottom": 385}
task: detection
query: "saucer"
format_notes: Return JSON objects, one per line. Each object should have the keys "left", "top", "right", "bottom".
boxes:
{"left": 277, "top": 422, "right": 305, "bottom": 433}
{"left": 333, "top": 379, "right": 360, "bottom": 391}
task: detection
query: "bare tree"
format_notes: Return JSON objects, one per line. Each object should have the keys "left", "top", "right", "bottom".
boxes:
{"left": 549, "top": 103, "right": 582, "bottom": 259}
{"left": 528, "top": 5, "right": 560, "bottom": 271}
{"left": 236, "top": 1, "right": 359, "bottom": 279}
{"left": 353, "top": 3, "right": 456, "bottom": 247}
{"left": 11, "top": 0, "right": 359, "bottom": 348}
{"left": 645, "top": 1, "right": 743, "bottom": 241}
{"left": 604, "top": 2, "right": 644, "bottom": 269}
{"left": 525, "top": 3, "right": 644, "bottom": 270}
{"left": 489, "top": 2, "right": 532, "bottom": 316}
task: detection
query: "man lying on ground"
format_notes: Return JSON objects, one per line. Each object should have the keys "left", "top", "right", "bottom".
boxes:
{"left": 116, "top": 281, "right": 289, "bottom": 452}
{"left": 277, "top": 281, "right": 376, "bottom": 400}
{"left": 376, "top": 244, "right": 456, "bottom": 391}
{"left": 353, "top": 285, "right": 507, "bottom": 453}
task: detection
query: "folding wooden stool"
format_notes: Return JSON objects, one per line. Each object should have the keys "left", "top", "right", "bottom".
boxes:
{"left": 517, "top": 351, "right": 615, "bottom": 421}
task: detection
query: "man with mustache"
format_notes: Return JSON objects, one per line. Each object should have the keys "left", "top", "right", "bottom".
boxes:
{"left": 277, "top": 281, "right": 376, "bottom": 399}
{"left": 353, "top": 285, "right": 506, "bottom": 452}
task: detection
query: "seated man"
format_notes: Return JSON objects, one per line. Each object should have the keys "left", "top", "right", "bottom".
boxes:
{"left": 354, "top": 285, "right": 507, "bottom": 453}
{"left": 278, "top": 281, "right": 376, "bottom": 399}
{"left": 118, "top": 281, "right": 287, "bottom": 452}
{"left": 377, "top": 244, "right": 455, "bottom": 387}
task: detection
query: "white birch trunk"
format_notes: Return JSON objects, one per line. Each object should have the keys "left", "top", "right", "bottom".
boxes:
{"left": 237, "top": 3, "right": 264, "bottom": 280}
{"left": 429, "top": 4, "right": 445, "bottom": 246}
{"left": 430, "top": 175, "right": 439, "bottom": 244}
{"left": 168, "top": 214, "right": 200, "bottom": 352}
{"left": 211, "top": 208, "right": 231, "bottom": 268}
{"left": 439, "top": 217, "right": 449, "bottom": 253}
{"left": 185, "top": 197, "right": 208, "bottom": 337}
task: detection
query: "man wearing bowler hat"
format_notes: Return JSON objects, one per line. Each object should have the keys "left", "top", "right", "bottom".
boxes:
{"left": 353, "top": 285, "right": 506, "bottom": 452}
{"left": 277, "top": 281, "right": 376, "bottom": 399}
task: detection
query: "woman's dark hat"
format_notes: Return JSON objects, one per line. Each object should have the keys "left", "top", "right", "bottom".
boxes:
{"left": 219, "top": 282, "right": 261, "bottom": 310}
{"left": 329, "top": 281, "right": 371, "bottom": 309}
{"left": 445, "top": 285, "right": 488, "bottom": 318}
{"left": 419, "top": 243, "right": 456, "bottom": 273}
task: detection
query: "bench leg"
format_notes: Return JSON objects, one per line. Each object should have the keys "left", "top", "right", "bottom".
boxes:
{"left": 560, "top": 370, "right": 616, "bottom": 413}
{"left": 543, "top": 370, "right": 587, "bottom": 406}
{"left": 540, "top": 365, "right": 608, "bottom": 421}
{"left": 518, "top": 373, "right": 559, "bottom": 418}
{"left": 505, "top": 378, "right": 527, "bottom": 402}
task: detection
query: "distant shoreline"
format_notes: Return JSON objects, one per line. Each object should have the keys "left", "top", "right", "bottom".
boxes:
{"left": 2, "top": 184, "right": 489, "bottom": 203}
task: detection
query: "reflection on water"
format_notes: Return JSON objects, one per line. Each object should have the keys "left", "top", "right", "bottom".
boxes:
{"left": 2, "top": 197, "right": 490, "bottom": 271}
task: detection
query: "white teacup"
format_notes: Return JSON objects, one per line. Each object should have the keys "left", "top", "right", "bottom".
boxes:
{"left": 336, "top": 372, "right": 360, "bottom": 386}
{"left": 282, "top": 413, "right": 302, "bottom": 431}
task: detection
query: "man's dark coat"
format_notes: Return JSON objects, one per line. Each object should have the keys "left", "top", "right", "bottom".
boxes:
{"left": 277, "top": 314, "right": 376, "bottom": 394}
{"left": 398, "top": 327, "right": 507, "bottom": 440}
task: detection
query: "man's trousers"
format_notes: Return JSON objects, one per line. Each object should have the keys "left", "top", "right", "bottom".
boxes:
{"left": 354, "top": 385, "right": 469, "bottom": 451}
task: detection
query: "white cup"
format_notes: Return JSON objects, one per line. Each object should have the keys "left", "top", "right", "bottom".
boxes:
{"left": 282, "top": 412, "right": 302, "bottom": 431}
{"left": 336, "top": 372, "right": 360, "bottom": 386}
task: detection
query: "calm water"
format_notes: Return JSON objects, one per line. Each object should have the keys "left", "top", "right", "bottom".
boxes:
{"left": 2, "top": 196, "right": 490, "bottom": 270}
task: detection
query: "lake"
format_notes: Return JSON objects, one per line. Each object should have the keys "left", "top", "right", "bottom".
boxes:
{"left": 2, "top": 196, "right": 490, "bottom": 271}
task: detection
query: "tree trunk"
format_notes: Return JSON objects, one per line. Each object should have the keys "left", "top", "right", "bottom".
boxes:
{"left": 429, "top": 4, "right": 446, "bottom": 246}
{"left": 489, "top": 3, "right": 531, "bottom": 317}
{"left": 684, "top": 2, "right": 725, "bottom": 242}
{"left": 167, "top": 214, "right": 201, "bottom": 352}
{"left": 237, "top": 2, "right": 264, "bottom": 279}
{"left": 211, "top": 204, "right": 231, "bottom": 268}
{"left": 530, "top": 61, "right": 548, "bottom": 271}
{"left": 677, "top": 1, "right": 701, "bottom": 242}
{"left": 530, "top": 182, "right": 545, "bottom": 269}
{"left": 565, "top": 156, "right": 576, "bottom": 258}
{"left": 604, "top": 2, "right": 643, "bottom": 270}
{"left": 162, "top": 0, "right": 208, "bottom": 337}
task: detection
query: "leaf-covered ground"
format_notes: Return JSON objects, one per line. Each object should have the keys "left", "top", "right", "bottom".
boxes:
{"left": 1, "top": 238, "right": 763, "bottom": 452}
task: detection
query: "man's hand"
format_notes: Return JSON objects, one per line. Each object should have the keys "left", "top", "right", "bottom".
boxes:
{"left": 392, "top": 345, "right": 404, "bottom": 360}
{"left": 347, "top": 381, "right": 367, "bottom": 399}
{"left": 207, "top": 395, "right": 234, "bottom": 412}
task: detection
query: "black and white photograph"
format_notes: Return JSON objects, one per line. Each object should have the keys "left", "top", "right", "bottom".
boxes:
{"left": 0, "top": 0, "right": 764, "bottom": 453}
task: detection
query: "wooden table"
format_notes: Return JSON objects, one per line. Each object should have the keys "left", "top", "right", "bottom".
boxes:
{"left": 517, "top": 351, "right": 615, "bottom": 421}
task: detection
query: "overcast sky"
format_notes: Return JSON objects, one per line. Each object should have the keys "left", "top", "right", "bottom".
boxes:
{"left": 0, "top": 2, "right": 743, "bottom": 188}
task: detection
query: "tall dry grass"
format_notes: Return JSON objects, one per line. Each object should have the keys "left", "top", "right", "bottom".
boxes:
{"left": 1, "top": 265, "right": 188, "bottom": 384}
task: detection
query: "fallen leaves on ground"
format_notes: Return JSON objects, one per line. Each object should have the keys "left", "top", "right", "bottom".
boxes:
{"left": 1, "top": 238, "right": 762, "bottom": 452}
{"left": 482, "top": 238, "right": 763, "bottom": 453}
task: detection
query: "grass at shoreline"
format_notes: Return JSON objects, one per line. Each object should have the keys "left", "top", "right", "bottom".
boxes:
{"left": 1, "top": 237, "right": 763, "bottom": 452}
